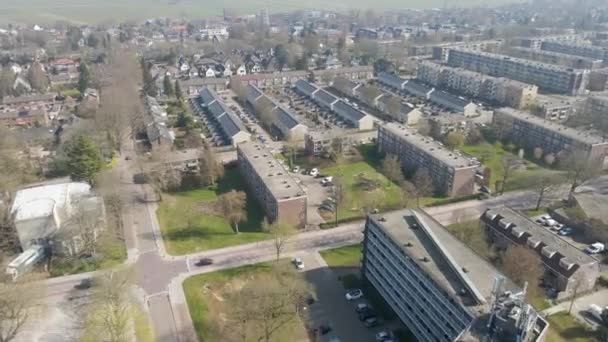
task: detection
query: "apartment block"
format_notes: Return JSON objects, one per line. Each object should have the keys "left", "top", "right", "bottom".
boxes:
{"left": 507, "top": 46, "right": 604, "bottom": 70}
{"left": 534, "top": 94, "right": 578, "bottom": 122}
{"left": 430, "top": 39, "right": 504, "bottom": 62}
{"left": 447, "top": 49, "right": 590, "bottom": 95}
{"left": 378, "top": 123, "right": 477, "bottom": 197}
{"left": 493, "top": 107, "right": 608, "bottom": 167}
{"left": 363, "top": 210, "right": 549, "bottom": 342}
{"left": 585, "top": 95, "right": 608, "bottom": 116}
{"left": 518, "top": 34, "right": 583, "bottom": 50}
{"left": 481, "top": 208, "right": 599, "bottom": 297}
{"left": 236, "top": 141, "right": 307, "bottom": 228}
{"left": 540, "top": 41, "right": 608, "bottom": 63}
{"left": 417, "top": 61, "right": 538, "bottom": 109}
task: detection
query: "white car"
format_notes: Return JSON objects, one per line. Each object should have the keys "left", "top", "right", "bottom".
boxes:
{"left": 310, "top": 168, "right": 319, "bottom": 177}
{"left": 544, "top": 219, "right": 558, "bottom": 227}
{"left": 292, "top": 257, "right": 305, "bottom": 270}
{"left": 292, "top": 165, "right": 300, "bottom": 173}
{"left": 550, "top": 223, "right": 564, "bottom": 232}
{"left": 585, "top": 242, "right": 606, "bottom": 254}
{"left": 321, "top": 176, "right": 333, "bottom": 186}
{"left": 345, "top": 289, "right": 363, "bottom": 301}
{"left": 376, "top": 331, "right": 394, "bottom": 341}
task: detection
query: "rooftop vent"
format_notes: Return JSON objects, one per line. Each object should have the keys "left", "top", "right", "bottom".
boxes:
{"left": 378, "top": 217, "right": 386, "bottom": 222}
{"left": 420, "top": 256, "right": 429, "bottom": 262}
{"left": 268, "top": 173, "right": 274, "bottom": 177}
{"left": 404, "top": 242, "right": 413, "bottom": 247}
{"left": 462, "top": 267, "right": 469, "bottom": 273}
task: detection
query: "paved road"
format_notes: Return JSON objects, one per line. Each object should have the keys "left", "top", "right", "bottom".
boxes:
{"left": 542, "top": 288, "right": 608, "bottom": 329}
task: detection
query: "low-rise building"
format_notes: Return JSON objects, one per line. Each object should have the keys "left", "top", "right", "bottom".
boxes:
{"left": 533, "top": 94, "right": 578, "bottom": 122}
{"left": 237, "top": 141, "right": 307, "bottom": 228}
{"left": 363, "top": 209, "right": 549, "bottom": 342}
{"left": 493, "top": 107, "right": 608, "bottom": 167}
{"left": 378, "top": 122, "right": 477, "bottom": 197}
{"left": 145, "top": 96, "right": 174, "bottom": 152}
{"left": 310, "top": 66, "right": 374, "bottom": 83}
{"left": 481, "top": 208, "right": 600, "bottom": 297}
{"left": 180, "top": 77, "right": 229, "bottom": 96}
{"left": 231, "top": 71, "right": 308, "bottom": 87}
{"left": 10, "top": 181, "right": 105, "bottom": 256}
{"left": 197, "top": 88, "right": 251, "bottom": 146}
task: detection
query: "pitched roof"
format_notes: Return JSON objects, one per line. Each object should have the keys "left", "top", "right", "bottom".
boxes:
{"left": 333, "top": 100, "right": 366, "bottom": 121}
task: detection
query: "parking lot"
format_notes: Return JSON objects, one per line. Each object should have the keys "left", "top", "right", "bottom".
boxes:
{"left": 290, "top": 170, "right": 330, "bottom": 226}
{"left": 296, "top": 252, "right": 399, "bottom": 342}
{"left": 283, "top": 86, "right": 352, "bottom": 131}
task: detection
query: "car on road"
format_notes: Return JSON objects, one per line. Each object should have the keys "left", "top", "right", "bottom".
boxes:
{"left": 376, "top": 331, "right": 394, "bottom": 341}
{"left": 558, "top": 227, "right": 574, "bottom": 236}
{"left": 363, "top": 317, "right": 379, "bottom": 328}
{"left": 292, "top": 257, "right": 305, "bottom": 270}
{"left": 345, "top": 289, "right": 363, "bottom": 300}
{"left": 585, "top": 242, "right": 605, "bottom": 254}
{"left": 310, "top": 168, "right": 320, "bottom": 177}
{"left": 195, "top": 258, "right": 214, "bottom": 266}
{"left": 75, "top": 278, "right": 92, "bottom": 290}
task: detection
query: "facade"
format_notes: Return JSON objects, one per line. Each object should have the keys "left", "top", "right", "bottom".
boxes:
{"left": 294, "top": 80, "right": 374, "bottom": 130}
{"left": 378, "top": 123, "right": 477, "bottom": 197}
{"left": 310, "top": 66, "right": 374, "bottom": 83}
{"left": 10, "top": 182, "right": 105, "bottom": 256}
{"left": 231, "top": 71, "right": 308, "bottom": 87}
{"left": 363, "top": 210, "right": 549, "bottom": 342}
{"left": 197, "top": 88, "right": 251, "bottom": 146}
{"left": 237, "top": 142, "right": 307, "bottom": 228}
{"left": 518, "top": 34, "right": 582, "bottom": 50}
{"left": 180, "top": 77, "right": 229, "bottom": 96}
{"left": 245, "top": 84, "right": 308, "bottom": 140}
{"left": 145, "top": 96, "right": 174, "bottom": 152}
{"left": 507, "top": 47, "right": 604, "bottom": 70}
{"left": 430, "top": 39, "right": 504, "bottom": 62}
{"left": 585, "top": 95, "right": 608, "bottom": 117}
{"left": 447, "top": 49, "right": 590, "bottom": 95}
{"left": 533, "top": 94, "right": 578, "bottom": 122}
{"left": 540, "top": 41, "right": 608, "bottom": 63}
{"left": 481, "top": 208, "right": 600, "bottom": 297}
{"left": 493, "top": 107, "right": 608, "bottom": 167}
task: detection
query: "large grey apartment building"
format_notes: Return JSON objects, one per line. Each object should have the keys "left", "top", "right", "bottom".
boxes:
{"left": 237, "top": 141, "right": 307, "bottom": 228}
{"left": 493, "top": 107, "right": 608, "bottom": 167}
{"left": 417, "top": 61, "right": 538, "bottom": 109}
{"left": 363, "top": 210, "right": 549, "bottom": 342}
{"left": 585, "top": 95, "right": 608, "bottom": 116}
{"left": 481, "top": 208, "right": 599, "bottom": 297}
{"left": 446, "top": 49, "right": 590, "bottom": 95}
{"left": 506, "top": 46, "right": 604, "bottom": 70}
{"left": 540, "top": 41, "right": 608, "bottom": 63}
{"left": 378, "top": 123, "right": 477, "bottom": 197}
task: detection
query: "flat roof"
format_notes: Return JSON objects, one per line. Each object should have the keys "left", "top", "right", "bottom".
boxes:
{"left": 382, "top": 122, "right": 477, "bottom": 169}
{"left": 238, "top": 141, "right": 306, "bottom": 200}
{"left": 11, "top": 182, "right": 92, "bottom": 222}
{"left": 369, "top": 209, "right": 509, "bottom": 309}
{"left": 450, "top": 48, "right": 586, "bottom": 73}
{"left": 495, "top": 107, "right": 607, "bottom": 146}
{"left": 483, "top": 208, "right": 597, "bottom": 269}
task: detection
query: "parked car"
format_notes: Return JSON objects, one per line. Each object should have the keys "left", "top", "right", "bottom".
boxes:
{"left": 292, "top": 257, "right": 305, "bottom": 270}
{"left": 345, "top": 289, "right": 363, "bottom": 301}
{"left": 310, "top": 168, "right": 320, "bottom": 177}
{"left": 358, "top": 309, "right": 377, "bottom": 321}
{"left": 585, "top": 242, "right": 605, "bottom": 254}
{"left": 588, "top": 304, "right": 607, "bottom": 322}
{"left": 319, "top": 203, "right": 335, "bottom": 212}
{"left": 480, "top": 186, "right": 491, "bottom": 194}
{"left": 292, "top": 165, "right": 300, "bottom": 173}
{"left": 551, "top": 223, "right": 564, "bottom": 232}
{"left": 558, "top": 227, "right": 574, "bottom": 236}
{"left": 363, "top": 317, "right": 379, "bottom": 328}
{"left": 321, "top": 176, "right": 333, "bottom": 186}
{"left": 376, "top": 331, "right": 394, "bottom": 341}
{"left": 544, "top": 219, "right": 558, "bottom": 227}
{"left": 355, "top": 303, "right": 371, "bottom": 313}
{"left": 195, "top": 258, "right": 214, "bottom": 266}
{"left": 75, "top": 278, "right": 92, "bottom": 290}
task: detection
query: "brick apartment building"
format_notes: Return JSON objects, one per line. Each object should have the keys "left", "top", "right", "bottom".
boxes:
{"left": 237, "top": 141, "right": 307, "bottom": 228}
{"left": 378, "top": 122, "right": 477, "bottom": 197}
{"left": 481, "top": 208, "right": 599, "bottom": 297}
{"left": 493, "top": 107, "right": 608, "bottom": 167}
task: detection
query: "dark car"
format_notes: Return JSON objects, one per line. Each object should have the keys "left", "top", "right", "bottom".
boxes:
{"left": 358, "top": 309, "right": 377, "bottom": 321}
{"left": 75, "top": 278, "right": 92, "bottom": 290}
{"left": 317, "top": 325, "right": 332, "bottom": 335}
{"left": 195, "top": 258, "right": 214, "bottom": 266}
{"left": 364, "top": 317, "right": 379, "bottom": 328}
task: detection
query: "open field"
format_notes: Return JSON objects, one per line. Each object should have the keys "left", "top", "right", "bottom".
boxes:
{"left": 546, "top": 312, "right": 597, "bottom": 342}
{"left": 0, "top": 0, "right": 523, "bottom": 24}
{"left": 157, "top": 168, "right": 267, "bottom": 255}
{"left": 183, "top": 262, "right": 309, "bottom": 342}
{"left": 319, "top": 244, "right": 362, "bottom": 268}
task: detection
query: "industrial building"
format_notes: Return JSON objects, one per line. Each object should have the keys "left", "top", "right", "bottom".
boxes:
{"left": 493, "top": 107, "right": 608, "bottom": 167}
{"left": 378, "top": 122, "right": 477, "bottom": 197}
{"left": 237, "top": 141, "right": 307, "bottom": 228}
{"left": 294, "top": 80, "right": 375, "bottom": 130}
{"left": 446, "top": 49, "right": 590, "bottom": 95}
{"left": 245, "top": 84, "right": 308, "bottom": 141}
{"left": 363, "top": 210, "right": 549, "bottom": 342}
{"left": 481, "top": 208, "right": 600, "bottom": 298}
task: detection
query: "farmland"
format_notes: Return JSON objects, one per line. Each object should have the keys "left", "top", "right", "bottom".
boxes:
{"left": 0, "top": 0, "right": 523, "bottom": 24}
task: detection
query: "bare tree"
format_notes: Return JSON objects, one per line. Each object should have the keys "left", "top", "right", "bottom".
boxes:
{"left": 332, "top": 177, "right": 347, "bottom": 227}
{"left": 358, "top": 85, "right": 382, "bottom": 107}
{"left": 399, "top": 180, "right": 416, "bottom": 208}
{"left": 143, "top": 154, "right": 182, "bottom": 200}
{"left": 564, "top": 151, "right": 597, "bottom": 195}
{"left": 61, "top": 201, "right": 104, "bottom": 257}
{"left": 533, "top": 174, "right": 563, "bottom": 210}
{"left": 225, "top": 265, "right": 310, "bottom": 342}
{"left": 82, "top": 268, "right": 134, "bottom": 342}
{"left": 332, "top": 76, "right": 352, "bottom": 95}
{"left": 381, "top": 154, "right": 404, "bottom": 184}
{"left": 499, "top": 156, "right": 520, "bottom": 195}
{"left": 264, "top": 220, "right": 297, "bottom": 261}
{"left": 230, "top": 78, "right": 247, "bottom": 103}
{"left": 0, "top": 282, "right": 40, "bottom": 342}
{"left": 501, "top": 245, "right": 543, "bottom": 302}
{"left": 217, "top": 190, "right": 247, "bottom": 234}
{"left": 412, "top": 168, "right": 435, "bottom": 207}
{"left": 198, "top": 146, "right": 224, "bottom": 187}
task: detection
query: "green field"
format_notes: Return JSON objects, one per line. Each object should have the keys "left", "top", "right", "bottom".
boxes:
{"left": 319, "top": 244, "right": 362, "bottom": 268}
{"left": 157, "top": 168, "right": 268, "bottom": 255}
{"left": 546, "top": 313, "right": 597, "bottom": 342}
{"left": 0, "top": 0, "right": 524, "bottom": 24}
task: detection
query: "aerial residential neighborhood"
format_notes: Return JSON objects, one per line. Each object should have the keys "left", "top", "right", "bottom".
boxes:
{"left": 2, "top": 1, "right": 608, "bottom": 342}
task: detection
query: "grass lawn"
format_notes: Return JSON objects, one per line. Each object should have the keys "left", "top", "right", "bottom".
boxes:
{"left": 320, "top": 161, "right": 403, "bottom": 221}
{"left": 525, "top": 207, "right": 549, "bottom": 218}
{"left": 157, "top": 168, "right": 268, "bottom": 255}
{"left": 319, "top": 244, "right": 362, "bottom": 268}
{"left": 183, "top": 262, "right": 308, "bottom": 342}
{"left": 460, "top": 142, "right": 566, "bottom": 192}
{"left": 546, "top": 313, "right": 597, "bottom": 342}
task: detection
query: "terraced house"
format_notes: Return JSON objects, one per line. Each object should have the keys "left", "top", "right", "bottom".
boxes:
{"left": 237, "top": 141, "right": 307, "bottom": 228}
{"left": 378, "top": 122, "right": 477, "bottom": 197}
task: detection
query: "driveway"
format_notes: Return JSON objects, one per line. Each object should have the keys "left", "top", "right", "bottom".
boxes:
{"left": 298, "top": 252, "right": 384, "bottom": 342}
{"left": 295, "top": 172, "right": 329, "bottom": 226}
